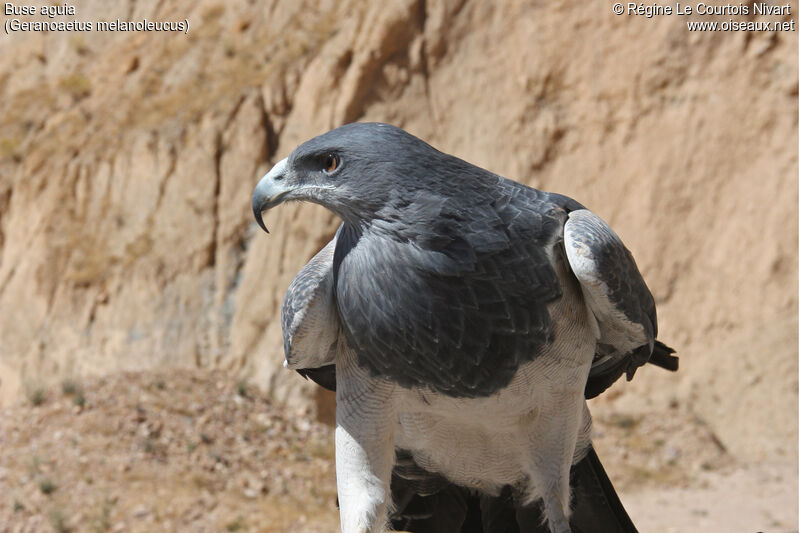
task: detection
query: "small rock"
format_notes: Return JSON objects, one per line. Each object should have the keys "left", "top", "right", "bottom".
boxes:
{"left": 665, "top": 446, "right": 681, "bottom": 462}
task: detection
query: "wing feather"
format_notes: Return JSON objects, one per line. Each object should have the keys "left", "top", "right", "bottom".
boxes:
{"left": 564, "top": 209, "right": 661, "bottom": 395}
{"left": 281, "top": 229, "right": 341, "bottom": 370}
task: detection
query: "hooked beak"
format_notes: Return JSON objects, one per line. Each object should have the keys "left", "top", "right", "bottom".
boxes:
{"left": 251, "top": 157, "right": 290, "bottom": 233}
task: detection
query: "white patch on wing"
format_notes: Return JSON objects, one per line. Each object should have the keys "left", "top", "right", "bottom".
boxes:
{"left": 564, "top": 210, "right": 648, "bottom": 353}
{"left": 283, "top": 238, "right": 340, "bottom": 370}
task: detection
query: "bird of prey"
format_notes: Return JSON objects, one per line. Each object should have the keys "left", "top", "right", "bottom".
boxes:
{"left": 252, "top": 123, "right": 677, "bottom": 533}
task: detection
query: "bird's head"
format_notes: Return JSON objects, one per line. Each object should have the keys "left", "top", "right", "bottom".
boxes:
{"left": 252, "top": 122, "right": 462, "bottom": 232}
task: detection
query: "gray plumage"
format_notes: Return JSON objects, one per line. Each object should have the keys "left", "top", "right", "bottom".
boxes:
{"left": 252, "top": 122, "right": 677, "bottom": 533}
{"left": 282, "top": 236, "right": 339, "bottom": 372}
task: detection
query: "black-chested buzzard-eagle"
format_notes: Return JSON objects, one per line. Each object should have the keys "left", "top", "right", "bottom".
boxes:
{"left": 252, "top": 123, "right": 677, "bottom": 533}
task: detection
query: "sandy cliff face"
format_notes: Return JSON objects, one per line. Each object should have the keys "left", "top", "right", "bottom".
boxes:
{"left": 0, "top": 0, "right": 796, "bottom": 461}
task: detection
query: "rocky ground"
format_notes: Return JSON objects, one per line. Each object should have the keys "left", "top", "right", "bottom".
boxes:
{"left": 0, "top": 370, "right": 338, "bottom": 533}
{"left": 0, "top": 369, "right": 795, "bottom": 532}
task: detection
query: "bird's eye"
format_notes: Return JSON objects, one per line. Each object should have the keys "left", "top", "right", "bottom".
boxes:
{"left": 323, "top": 153, "right": 339, "bottom": 174}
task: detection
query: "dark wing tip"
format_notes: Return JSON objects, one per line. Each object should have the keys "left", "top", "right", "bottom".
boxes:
{"left": 296, "top": 365, "right": 337, "bottom": 391}
{"left": 649, "top": 340, "right": 679, "bottom": 372}
{"left": 567, "top": 446, "right": 639, "bottom": 533}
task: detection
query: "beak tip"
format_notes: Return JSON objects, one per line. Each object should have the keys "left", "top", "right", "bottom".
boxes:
{"left": 252, "top": 157, "right": 290, "bottom": 234}
{"left": 252, "top": 202, "right": 270, "bottom": 234}
{"left": 255, "top": 216, "right": 270, "bottom": 234}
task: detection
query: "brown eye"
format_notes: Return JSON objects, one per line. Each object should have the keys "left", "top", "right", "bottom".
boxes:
{"left": 323, "top": 153, "right": 339, "bottom": 174}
